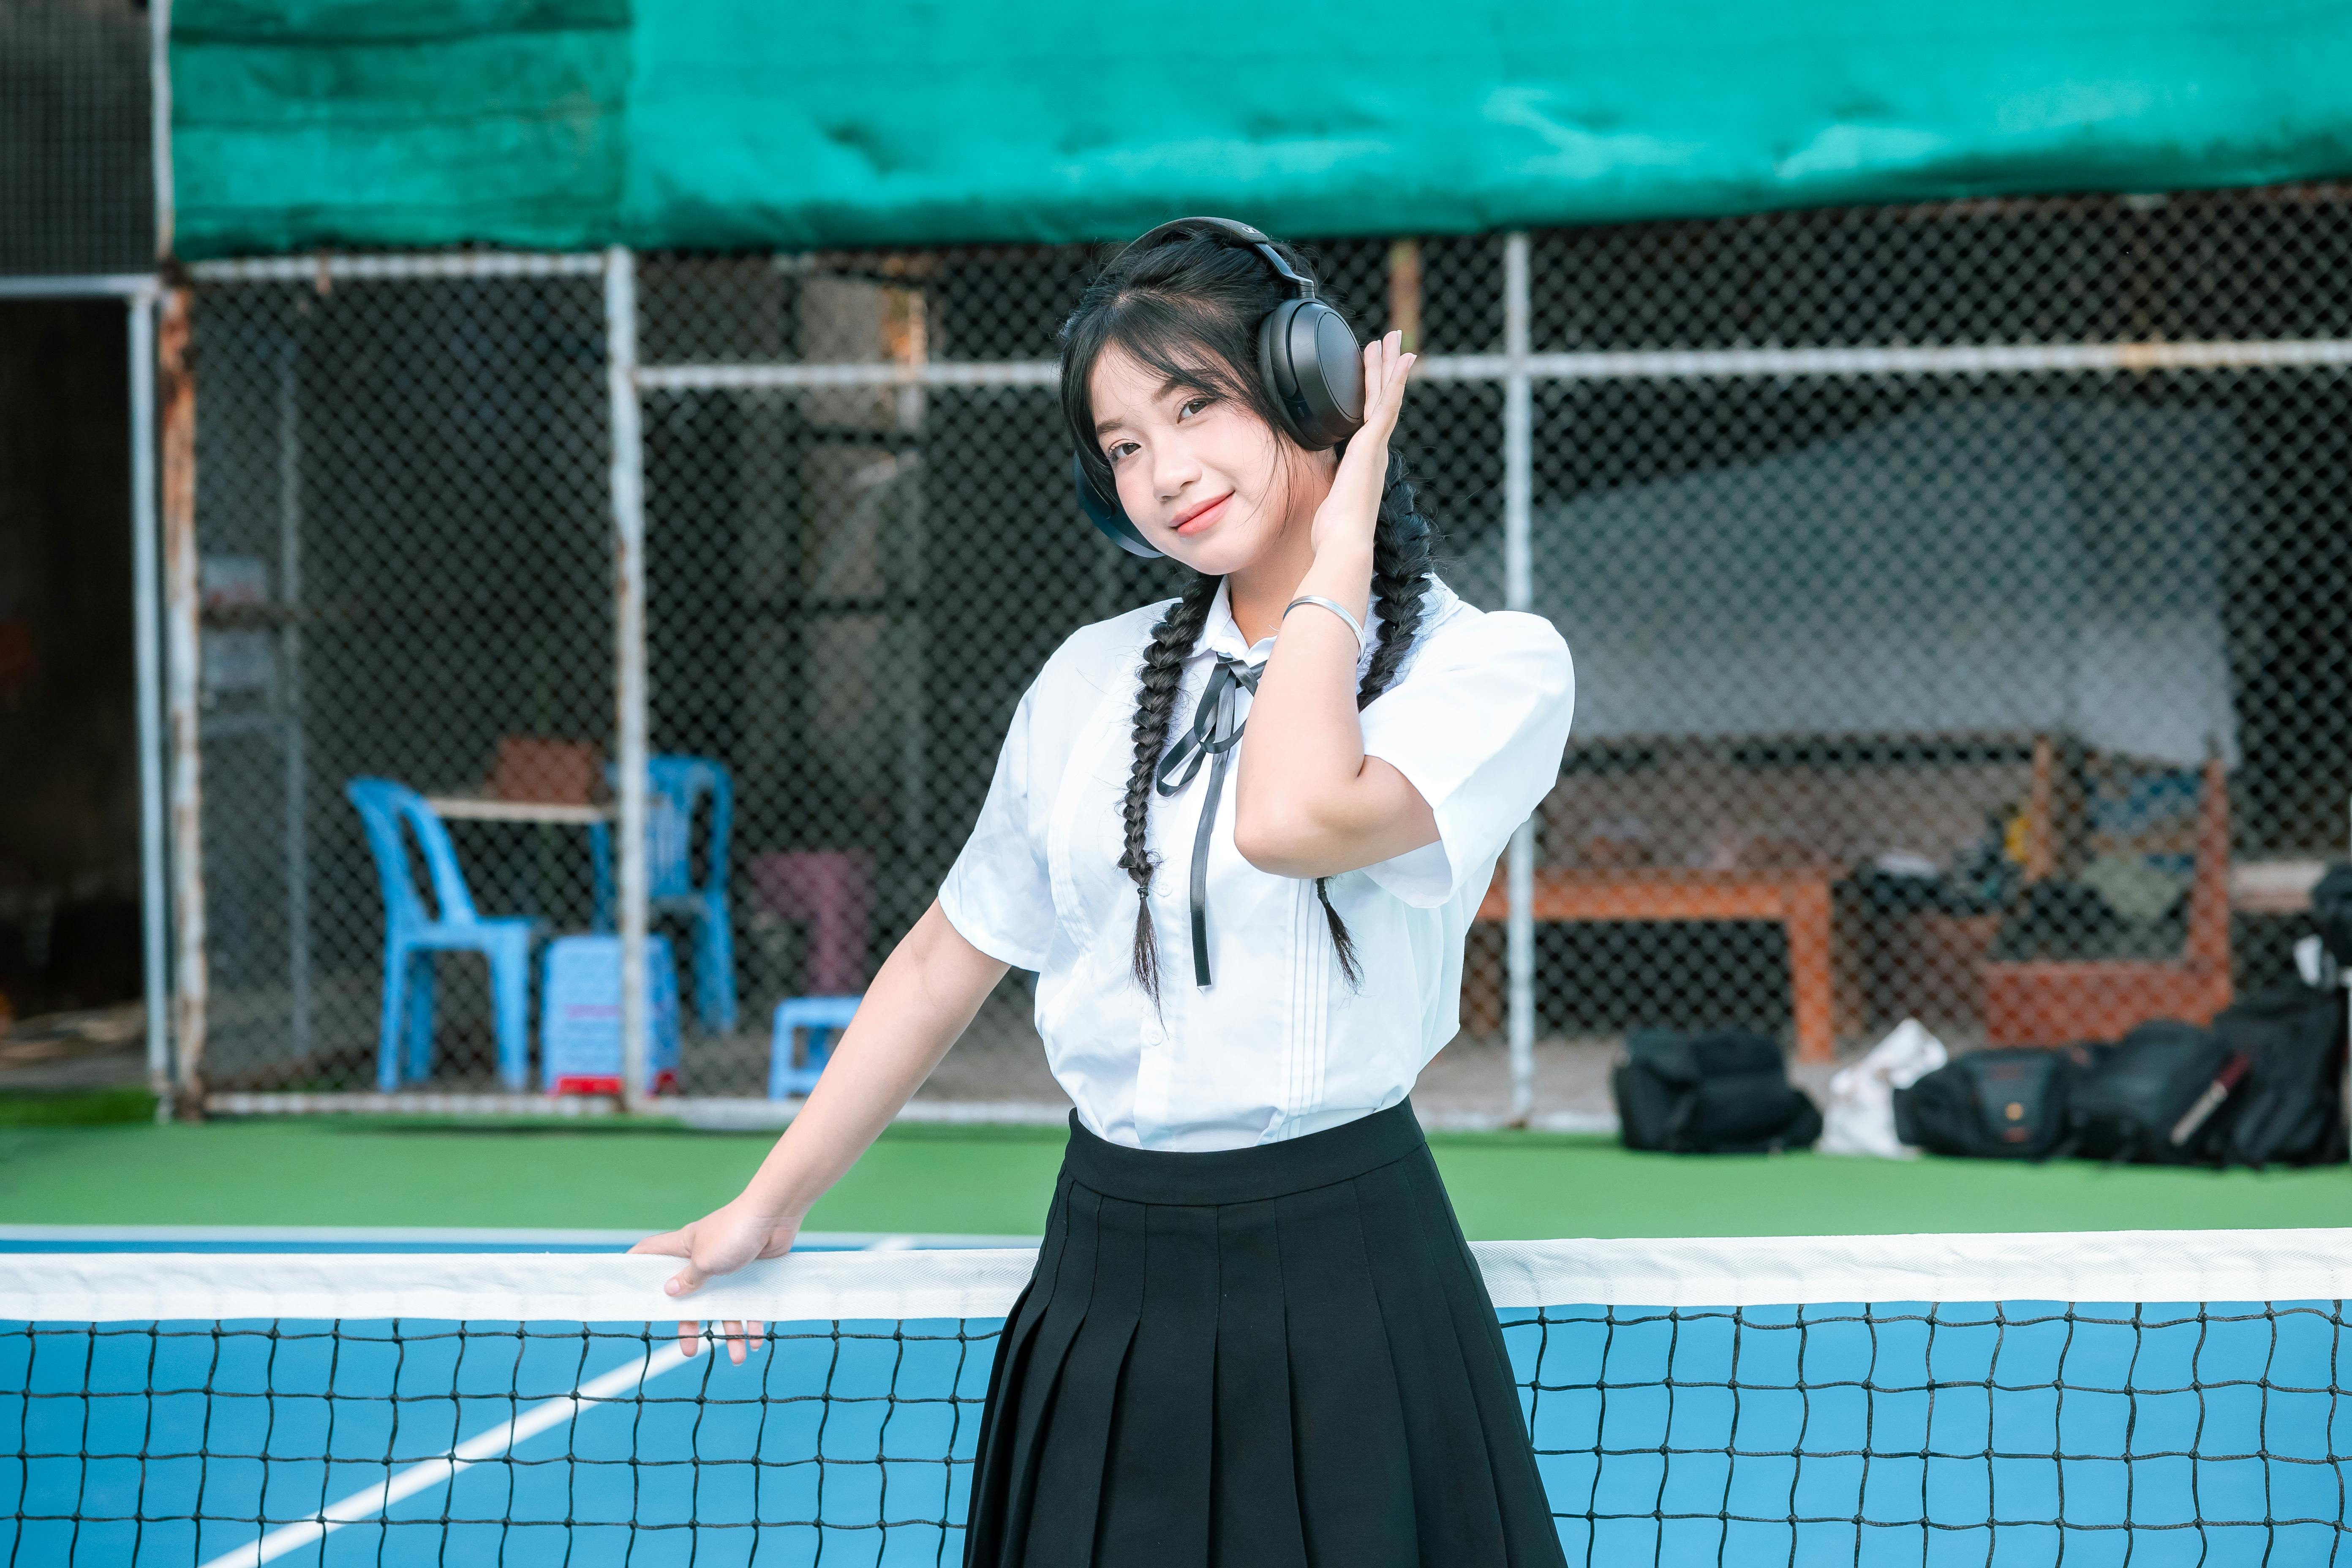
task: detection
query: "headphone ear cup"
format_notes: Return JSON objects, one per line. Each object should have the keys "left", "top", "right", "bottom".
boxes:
{"left": 1258, "top": 297, "right": 1366, "bottom": 450}
{"left": 1071, "top": 453, "right": 1163, "bottom": 558}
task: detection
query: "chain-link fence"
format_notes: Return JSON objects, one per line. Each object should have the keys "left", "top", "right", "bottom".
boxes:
{"left": 0, "top": 0, "right": 151, "bottom": 279}
{"left": 180, "top": 188, "right": 2352, "bottom": 1121}
{"left": 185, "top": 257, "right": 614, "bottom": 1097}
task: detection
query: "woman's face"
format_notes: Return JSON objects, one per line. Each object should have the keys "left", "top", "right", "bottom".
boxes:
{"left": 1086, "top": 343, "right": 1326, "bottom": 575}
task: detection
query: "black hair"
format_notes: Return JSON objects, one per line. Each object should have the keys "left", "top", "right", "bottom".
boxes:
{"left": 1059, "top": 223, "right": 1437, "bottom": 1003}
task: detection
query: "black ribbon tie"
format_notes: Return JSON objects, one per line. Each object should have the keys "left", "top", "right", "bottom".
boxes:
{"left": 1152, "top": 654, "right": 1262, "bottom": 989}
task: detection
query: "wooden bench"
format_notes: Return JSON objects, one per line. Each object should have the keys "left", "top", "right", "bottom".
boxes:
{"left": 1468, "top": 866, "right": 1855, "bottom": 1062}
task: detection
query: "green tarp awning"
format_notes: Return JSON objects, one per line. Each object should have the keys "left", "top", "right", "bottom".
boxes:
{"left": 171, "top": 0, "right": 2352, "bottom": 258}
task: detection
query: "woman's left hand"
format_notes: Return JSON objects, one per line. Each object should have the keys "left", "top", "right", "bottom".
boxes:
{"left": 1309, "top": 330, "right": 1416, "bottom": 561}
{"left": 630, "top": 1198, "right": 803, "bottom": 1364}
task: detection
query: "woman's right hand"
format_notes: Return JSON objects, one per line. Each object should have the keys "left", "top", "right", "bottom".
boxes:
{"left": 630, "top": 1198, "right": 803, "bottom": 1364}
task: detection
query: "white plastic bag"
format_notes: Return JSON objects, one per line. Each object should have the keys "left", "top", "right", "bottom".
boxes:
{"left": 1818, "top": 1018, "right": 1949, "bottom": 1159}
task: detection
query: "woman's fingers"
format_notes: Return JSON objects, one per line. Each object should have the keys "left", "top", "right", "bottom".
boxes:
{"left": 1367, "top": 330, "right": 1406, "bottom": 389}
{"left": 678, "top": 1318, "right": 769, "bottom": 1366}
{"left": 642, "top": 1209, "right": 781, "bottom": 1366}
{"left": 639, "top": 1229, "right": 703, "bottom": 1355}
{"left": 632, "top": 1227, "right": 710, "bottom": 1304}
{"left": 1312, "top": 334, "right": 1417, "bottom": 552}
{"left": 711, "top": 1320, "right": 767, "bottom": 1365}
{"left": 1356, "top": 331, "right": 1413, "bottom": 439}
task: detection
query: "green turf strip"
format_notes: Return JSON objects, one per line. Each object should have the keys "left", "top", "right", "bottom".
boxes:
{"left": 0, "top": 1115, "right": 2342, "bottom": 1240}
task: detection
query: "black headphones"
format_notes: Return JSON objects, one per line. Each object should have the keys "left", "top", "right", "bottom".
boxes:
{"left": 1073, "top": 216, "right": 1367, "bottom": 558}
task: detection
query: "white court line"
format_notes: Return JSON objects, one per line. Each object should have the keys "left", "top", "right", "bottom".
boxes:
{"left": 196, "top": 1342, "right": 692, "bottom": 1568}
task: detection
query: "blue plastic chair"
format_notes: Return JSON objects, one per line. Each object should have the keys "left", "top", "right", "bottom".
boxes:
{"left": 345, "top": 778, "right": 535, "bottom": 1092}
{"left": 589, "top": 756, "right": 738, "bottom": 1032}
{"left": 769, "top": 995, "right": 860, "bottom": 1099}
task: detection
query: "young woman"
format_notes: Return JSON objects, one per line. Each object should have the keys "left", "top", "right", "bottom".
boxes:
{"left": 636, "top": 219, "right": 1576, "bottom": 1567}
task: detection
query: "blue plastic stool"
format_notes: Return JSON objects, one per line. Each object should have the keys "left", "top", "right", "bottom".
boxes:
{"left": 542, "top": 934, "right": 682, "bottom": 1096}
{"left": 769, "top": 995, "right": 860, "bottom": 1099}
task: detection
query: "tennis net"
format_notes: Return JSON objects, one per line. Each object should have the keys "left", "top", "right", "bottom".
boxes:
{"left": 4, "top": 1228, "right": 2348, "bottom": 1565}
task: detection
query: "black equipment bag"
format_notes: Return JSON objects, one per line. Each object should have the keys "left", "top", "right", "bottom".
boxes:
{"left": 2068, "top": 1020, "right": 2233, "bottom": 1165}
{"left": 1612, "top": 1030, "right": 1822, "bottom": 1154}
{"left": 1893, "top": 1045, "right": 2094, "bottom": 1160}
{"left": 2313, "top": 863, "right": 2352, "bottom": 968}
{"left": 2207, "top": 988, "right": 2349, "bottom": 1170}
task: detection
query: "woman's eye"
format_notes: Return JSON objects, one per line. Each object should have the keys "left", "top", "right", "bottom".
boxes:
{"left": 1105, "top": 441, "right": 1137, "bottom": 463}
{"left": 1178, "top": 397, "right": 1212, "bottom": 420}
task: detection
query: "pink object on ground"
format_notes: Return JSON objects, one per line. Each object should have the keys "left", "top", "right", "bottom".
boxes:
{"left": 751, "top": 850, "right": 874, "bottom": 995}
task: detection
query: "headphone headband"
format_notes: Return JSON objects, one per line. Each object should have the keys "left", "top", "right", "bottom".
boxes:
{"left": 1121, "top": 216, "right": 1319, "bottom": 299}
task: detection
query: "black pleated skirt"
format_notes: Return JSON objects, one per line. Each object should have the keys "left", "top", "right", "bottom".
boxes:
{"left": 961, "top": 1099, "right": 1567, "bottom": 1568}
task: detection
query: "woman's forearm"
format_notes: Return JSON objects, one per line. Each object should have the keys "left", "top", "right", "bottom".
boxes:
{"left": 736, "top": 901, "right": 1007, "bottom": 1219}
{"left": 1234, "top": 542, "right": 1372, "bottom": 836}
{"left": 1234, "top": 543, "right": 1437, "bottom": 877}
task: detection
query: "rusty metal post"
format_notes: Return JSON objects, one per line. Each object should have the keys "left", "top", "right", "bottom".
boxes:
{"left": 128, "top": 289, "right": 171, "bottom": 1113}
{"left": 158, "top": 284, "right": 207, "bottom": 1114}
{"left": 1387, "top": 238, "right": 1422, "bottom": 353}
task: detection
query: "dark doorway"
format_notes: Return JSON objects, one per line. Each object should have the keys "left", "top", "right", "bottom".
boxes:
{"left": 0, "top": 298, "right": 141, "bottom": 1023}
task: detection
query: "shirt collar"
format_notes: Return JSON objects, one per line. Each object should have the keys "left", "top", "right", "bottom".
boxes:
{"left": 1196, "top": 579, "right": 1265, "bottom": 666}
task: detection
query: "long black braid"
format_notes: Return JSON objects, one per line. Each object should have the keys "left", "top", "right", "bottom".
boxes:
{"left": 1312, "top": 447, "right": 1437, "bottom": 984}
{"left": 1059, "top": 223, "right": 1437, "bottom": 1003}
{"left": 1118, "top": 574, "right": 1223, "bottom": 1000}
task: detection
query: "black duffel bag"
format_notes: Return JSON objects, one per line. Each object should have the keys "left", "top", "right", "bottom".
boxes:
{"left": 2068, "top": 1020, "right": 2232, "bottom": 1165}
{"left": 1894, "top": 1044, "right": 2097, "bottom": 1160}
{"left": 2313, "top": 863, "right": 2352, "bottom": 968}
{"left": 1612, "top": 1029, "right": 1821, "bottom": 1154}
{"left": 2208, "top": 988, "right": 2349, "bottom": 1169}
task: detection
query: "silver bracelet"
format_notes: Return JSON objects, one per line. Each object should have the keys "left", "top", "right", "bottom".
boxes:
{"left": 1283, "top": 594, "right": 1366, "bottom": 653}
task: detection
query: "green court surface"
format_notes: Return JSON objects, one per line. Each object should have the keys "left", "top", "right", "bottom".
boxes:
{"left": 0, "top": 1111, "right": 2342, "bottom": 1239}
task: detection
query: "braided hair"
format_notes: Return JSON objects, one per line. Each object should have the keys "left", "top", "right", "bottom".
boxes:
{"left": 1059, "top": 225, "right": 1437, "bottom": 1003}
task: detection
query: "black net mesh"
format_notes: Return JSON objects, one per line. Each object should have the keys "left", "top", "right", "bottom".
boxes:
{"left": 6, "top": 1293, "right": 2346, "bottom": 1563}
{"left": 1520, "top": 1298, "right": 2352, "bottom": 1564}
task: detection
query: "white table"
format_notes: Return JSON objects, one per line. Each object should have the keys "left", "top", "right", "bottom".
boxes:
{"left": 2229, "top": 857, "right": 2330, "bottom": 915}
{"left": 424, "top": 792, "right": 613, "bottom": 826}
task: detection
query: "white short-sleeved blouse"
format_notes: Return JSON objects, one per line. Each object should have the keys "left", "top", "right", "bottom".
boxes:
{"left": 938, "top": 575, "right": 1575, "bottom": 1151}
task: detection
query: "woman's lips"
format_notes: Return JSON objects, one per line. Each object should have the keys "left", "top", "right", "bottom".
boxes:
{"left": 1172, "top": 494, "right": 1230, "bottom": 535}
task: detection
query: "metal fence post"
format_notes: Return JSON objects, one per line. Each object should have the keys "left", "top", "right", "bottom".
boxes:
{"left": 128, "top": 288, "right": 171, "bottom": 1114}
{"left": 607, "top": 247, "right": 651, "bottom": 1112}
{"left": 276, "top": 335, "right": 312, "bottom": 1067}
{"left": 1503, "top": 232, "right": 1536, "bottom": 1125}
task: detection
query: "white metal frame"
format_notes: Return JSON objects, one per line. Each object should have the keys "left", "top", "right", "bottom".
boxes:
{"left": 0, "top": 272, "right": 171, "bottom": 1108}
{"left": 168, "top": 248, "right": 643, "bottom": 1111}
